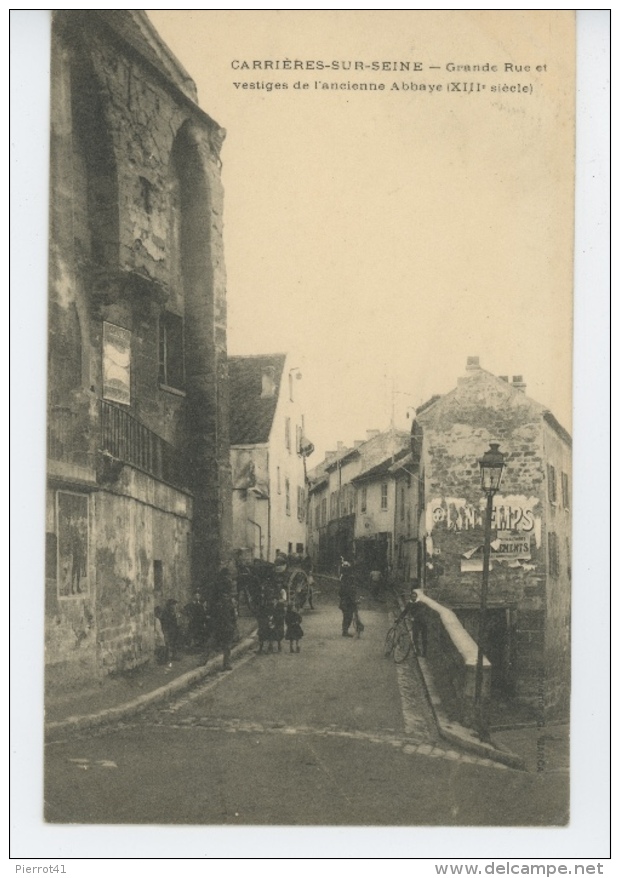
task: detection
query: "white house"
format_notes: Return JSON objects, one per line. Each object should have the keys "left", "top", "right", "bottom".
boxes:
{"left": 229, "top": 353, "right": 313, "bottom": 562}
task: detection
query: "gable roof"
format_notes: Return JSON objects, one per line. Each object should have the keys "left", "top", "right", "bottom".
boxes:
{"left": 415, "top": 367, "right": 572, "bottom": 446}
{"left": 351, "top": 447, "right": 410, "bottom": 484}
{"left": 543, "top": 411, "right": 572, "bottom": 448}
{"left": 228, "top": 354, "right": 287, "bottom": 446}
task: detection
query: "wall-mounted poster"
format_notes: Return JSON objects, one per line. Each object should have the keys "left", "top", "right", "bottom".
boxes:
{"left": 102, "top": 321, "right": 131, "bottom": 406}
{"left": 56, "top": 491, "right": 89, "bottom": 597}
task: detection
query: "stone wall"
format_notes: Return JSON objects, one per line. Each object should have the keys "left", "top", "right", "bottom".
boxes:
{"left": 45, "top": 471, "right": 192, "bottom": 685}
{"left": 47, "top": 12, "right": 232, "bottom": 680}
{"left": 417, "top": 367, "right": 571, "bottom": 716}
{"left": 541, "top": 419, "right": 572, "bottom": 717}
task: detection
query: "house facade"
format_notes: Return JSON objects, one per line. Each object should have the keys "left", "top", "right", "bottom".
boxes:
{"left": 307, "top": 430, "right": 410, "bottom": 574}
{"left": 414, "top": 358, "right": 571, "bottom": 718}
{"left": 46, "top": 11, "right": 232, "bottom": 685}
{"left": 229, "top": 354, "right": 312, "bottom": 562}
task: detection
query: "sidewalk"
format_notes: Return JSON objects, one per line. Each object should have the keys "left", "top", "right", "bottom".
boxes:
{"left": 396, "top": 596, "right": 569, "bottom": 773}
{"left": 45, "top": 613, "right": 257, "bottom": 736}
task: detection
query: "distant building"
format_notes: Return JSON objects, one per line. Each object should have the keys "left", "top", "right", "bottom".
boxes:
{"left": 307, "top": 430, "right": 410, "bottom": 573}
{"left": 414, "top": 357, "right": 571, "bottom": 718}
{"left": 229, "top": 354, "right": 312, "bottom": 562}
{"left": 46, "top": 11, "right": 232, "bottom": 684}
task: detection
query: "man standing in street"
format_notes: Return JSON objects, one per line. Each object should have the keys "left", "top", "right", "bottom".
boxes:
{"left": 211, "top": 568, "right": 238, "bottom": 671}
{"left": 338, "top": 561, "right": 357, "bottom": 637}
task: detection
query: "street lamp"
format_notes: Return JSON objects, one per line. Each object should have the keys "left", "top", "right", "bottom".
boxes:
{"left": 474, "top": 442, "right": 506, "bottom": 741}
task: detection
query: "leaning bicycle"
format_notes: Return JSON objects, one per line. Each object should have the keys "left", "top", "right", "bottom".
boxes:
{"left": 384, "top": 616, "right": 413, "bottom": 663}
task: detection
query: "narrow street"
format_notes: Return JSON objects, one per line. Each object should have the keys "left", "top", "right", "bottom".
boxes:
{"left": 44, "top": 587, "right": 568, "bottom": 826}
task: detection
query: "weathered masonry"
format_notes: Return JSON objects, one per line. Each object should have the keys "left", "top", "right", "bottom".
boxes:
{"left": 415, "top": 358, "right": 571, "bottom": 719}
{"left": 46, "top": 11, "right": 232, "bottom": 684}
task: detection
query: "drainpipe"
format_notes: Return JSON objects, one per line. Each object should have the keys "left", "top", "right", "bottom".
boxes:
{"left": 266, "top": 448, "right": 271, "bottom": 561}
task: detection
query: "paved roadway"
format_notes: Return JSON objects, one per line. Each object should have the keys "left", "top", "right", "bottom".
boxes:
{"left": 44, "top": 587, "right": 568, "bottom": 826}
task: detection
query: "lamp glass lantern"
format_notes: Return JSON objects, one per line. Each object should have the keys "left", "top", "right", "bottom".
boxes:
{"left": 478, "top": 443, "right": 505, "bottom": 494}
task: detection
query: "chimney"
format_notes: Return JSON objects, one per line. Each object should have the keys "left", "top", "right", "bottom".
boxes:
{"left": 466, "top": 356, "right": 481, "bottom": 371}
{"left": 261, "top": 366, "right": 276, "bottom": 398}
{"left": 512, "top": 375, "right": 527, "bottom": 393}
{"left": 366, "top": 429, "right": 380, "bottom": 440}
{"left": 336, "top": 441, "right": 346, "bottom": 455}
{"left": 325, "top": 451, "right": 336, "bottom": 463}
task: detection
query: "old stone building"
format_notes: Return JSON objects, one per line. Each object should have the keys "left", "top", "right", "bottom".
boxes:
{"left": 414, "top": 358, "right": 572, "bottom": 719}
{"left": 307, "top": 430, "right": 410, "bottom": 574}
{"left": 46, "top": 11, "right": 232, "bottom": 684}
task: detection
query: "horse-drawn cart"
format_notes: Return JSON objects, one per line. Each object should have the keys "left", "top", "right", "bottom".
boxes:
{"left": 236, "top": 558, "right": 316, "bottom": 613}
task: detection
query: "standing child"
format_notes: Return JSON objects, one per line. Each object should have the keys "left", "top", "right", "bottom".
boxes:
{"left": 285, "top": 603, "right": 304, "bottom": 653}
{"left": 257, "top": 601, "right": 276, "bottom": 653}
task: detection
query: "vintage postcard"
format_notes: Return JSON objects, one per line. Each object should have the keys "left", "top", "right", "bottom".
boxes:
{"left": 10, "top": 7, "right": 610, "bottom": 863}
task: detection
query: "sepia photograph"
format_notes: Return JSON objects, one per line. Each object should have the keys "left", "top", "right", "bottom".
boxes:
{"left": 10, "top": 7, "right": 610, "bottom": 863}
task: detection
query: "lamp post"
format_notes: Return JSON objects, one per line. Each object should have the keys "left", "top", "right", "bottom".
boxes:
{"left": 474, "top": 442, "right": 506, "bottom": 742}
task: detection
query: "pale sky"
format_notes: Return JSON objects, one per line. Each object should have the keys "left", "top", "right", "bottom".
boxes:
{"left": 148, "top": 10, "right": 575, "bottom": 461}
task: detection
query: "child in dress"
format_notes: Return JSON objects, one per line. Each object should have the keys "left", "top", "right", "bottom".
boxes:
{"left": 285, "top": 603, "right": 304, "bottom": 653}
{"left": 257, "top": 602, "right": 276, "bottom": 653}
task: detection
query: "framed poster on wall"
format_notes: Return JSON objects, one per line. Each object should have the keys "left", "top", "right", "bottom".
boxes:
{"left": 56, "top": 491, "right": 89, "bottom": 598}
{"left": 102, "top": 321, "right": 131, "bottom": 406}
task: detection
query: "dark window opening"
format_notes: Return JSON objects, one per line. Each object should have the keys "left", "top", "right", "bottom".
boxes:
{"left": 547, "top": 532, "right": 559, "bottom": 577}
{"left": 159, "top": 312, "right": 184, "bottom": 390}
{"left": 561, "top": 472, "right": 570, "bottom": 510}
{"left": 547, "top": 464, "right": 557, "bottom": 504}
{"left": 139, "top": 176, "right": 154, "bottom": 214}
{"left": 381, "top": 482, "right": 388, "bottom": 510}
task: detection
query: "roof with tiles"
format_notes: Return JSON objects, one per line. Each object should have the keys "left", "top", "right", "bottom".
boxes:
{"left": 351, "top": 446, "right": 410, "bottom": 484}
{"left": 228, "top": 353, "right": 287, "bottom": 446}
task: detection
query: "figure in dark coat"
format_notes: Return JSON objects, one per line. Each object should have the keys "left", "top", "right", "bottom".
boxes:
{"left": 409, "top": 595, "right": 428, "bottom": 658}
{"left": 285, "top": 604, "right": 304, "bottom": 653}
{"left": 158, "top": 599, "right": 179, "bottom": 663}
{"left": 257, "top": 601, "right": 277, "bottom": 653}
{"left": 338, "top": 562, "right": 357, "bottom": 637}
{"left": 211, "top": 568, "right": 238, "bottom": 670}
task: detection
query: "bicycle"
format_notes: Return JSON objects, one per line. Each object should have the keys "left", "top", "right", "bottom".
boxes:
{"left": 384, "top": 616, "right": 413, "bottom": 663}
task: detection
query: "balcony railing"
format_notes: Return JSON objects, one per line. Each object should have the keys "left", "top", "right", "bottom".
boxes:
{"left": 99, "top": 399, "right": 188, "bottom": 491}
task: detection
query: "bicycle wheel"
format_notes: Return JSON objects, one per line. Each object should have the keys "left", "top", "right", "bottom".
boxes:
{"left": 384, "top": 627, "right": 397, "bottom": 657}
{"left": 393, "top": 628, "right": 412, "bottom": 663}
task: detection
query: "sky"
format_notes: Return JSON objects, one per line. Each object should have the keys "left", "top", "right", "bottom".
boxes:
{"left": 148, "top": 11, "right": 575, "bottom": 461}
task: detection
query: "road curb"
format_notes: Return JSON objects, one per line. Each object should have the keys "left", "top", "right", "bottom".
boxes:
{"left": 393, "top": 593, "right": 526, "bottom": 771}
{"left": 44, "top": 631, "right": 257, "bottom": 739}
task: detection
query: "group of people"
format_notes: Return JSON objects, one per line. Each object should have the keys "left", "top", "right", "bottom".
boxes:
{"left": 155, "top": 561, "right": 309, "bottom": 672}
{"left": 257, "top": 598, "right": 304, "bottom": 654}
{"left": 156, "top": 557, "right": 427, "bottom": 673}
{"left": 154, "top": 568, "right": 239, "bottom": 671}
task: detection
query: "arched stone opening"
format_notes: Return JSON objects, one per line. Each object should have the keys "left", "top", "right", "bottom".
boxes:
{"left": 169, "top": 120, "right": 223, "bottom": 588}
